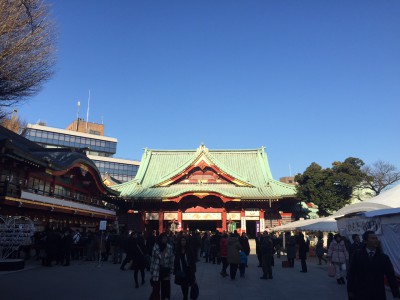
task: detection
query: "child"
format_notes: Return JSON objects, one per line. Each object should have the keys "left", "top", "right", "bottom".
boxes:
{"left": 239, "top": 250, "right": 247, "bottom": 278}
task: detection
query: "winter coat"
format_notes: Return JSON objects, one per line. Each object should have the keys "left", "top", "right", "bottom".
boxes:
{"left": 239, "top": 236, "right": 250, "bottom": 256}
{"left": 149, "top": 243, "right": 174, "bottom": 282}
{"left": 347, "top": 247, "right": 400, "bottom": 300}
{"left": 315, "top": 239, "right": 325, "bottom": 257}
{"left": 285, "top": 236, "right": 296, "bottom": 259}
{"left": 227, "top": 236, "right": 242, "bottom": 264}
{"left": 220, "top": 237, "right": 228, "bottom": 258}
{"left": 173, "top": 250, "right": 196, "bottom": 285}
{"left": 328, "top": 239, "right": 349, "bottom": 264}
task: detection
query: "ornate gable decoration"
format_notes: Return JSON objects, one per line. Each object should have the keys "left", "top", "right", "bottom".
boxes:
{"left": 155, "top": 151, "right": 252, "bottom": 187}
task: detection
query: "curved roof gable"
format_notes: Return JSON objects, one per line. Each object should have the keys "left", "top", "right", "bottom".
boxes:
{"left": 112, "top": 145, "right": 297, "bottom": 199}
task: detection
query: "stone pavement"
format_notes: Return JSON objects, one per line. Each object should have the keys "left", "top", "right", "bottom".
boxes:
{"left": 0, "top": 241, "right": 395, "bottom": 300}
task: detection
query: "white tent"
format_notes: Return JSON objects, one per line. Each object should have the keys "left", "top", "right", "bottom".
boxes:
{"left": 272, "top": 218, "right": 318, "bottom": 231}
{"left": 336, "top": 207, "right": 400, "bottom": 276}
{"left": 272, "top": 216, "right": 337, "bottom": 232}
{"left": 297, "top": 216, "right": 338, "bottom": 232}
{"left": 335, "top": 184, "right": 400, "bottom": 216}
{"left": 272, "top": 184, "right": 400, "bottom": 232}
{"left": 336, "top": 186, "right": 400, "bottom": 276}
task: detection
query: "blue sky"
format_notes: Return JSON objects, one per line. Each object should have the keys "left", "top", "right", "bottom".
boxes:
{"left": 19, "top": 0, "right": 400, "bottom": 179}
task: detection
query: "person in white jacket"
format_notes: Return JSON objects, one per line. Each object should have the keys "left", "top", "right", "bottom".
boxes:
{"left": 327, "top": 234, "right": 349, "bottom": 285}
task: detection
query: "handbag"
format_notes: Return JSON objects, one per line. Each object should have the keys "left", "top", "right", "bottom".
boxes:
{"left": 174, "top": 270, "right": 187, "bottom": 285}
{"left": 327, "top": 264, "right": 336, "bottom": 277}
{"left": 190, "top": 282, "right": 199, "bottom": 299}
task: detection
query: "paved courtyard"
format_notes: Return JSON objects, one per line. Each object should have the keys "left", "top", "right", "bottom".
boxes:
{"left": 0, "top": 241, "right": 395, "bottom": 300}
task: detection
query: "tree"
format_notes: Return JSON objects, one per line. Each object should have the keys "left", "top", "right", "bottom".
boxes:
{"left": 0, "top": 0, "right": 56, "bottom": 118}
{"left": 295, "top": 158, "right": 365, "bottom": 216}
{"left": 362, "top": 160, "right": 400, "bottom": 195}
{"left": 0, "top": 109, "right": 26, "bottom": 133}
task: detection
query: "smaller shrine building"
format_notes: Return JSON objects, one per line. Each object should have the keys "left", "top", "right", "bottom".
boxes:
{"left": 113, "top": 145, "right": 299, "bottom": 236}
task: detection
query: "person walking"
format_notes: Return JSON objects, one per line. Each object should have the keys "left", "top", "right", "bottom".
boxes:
{"left": 219, "top": 233, "right": 229, "bottom": 277}
{"left": 149, "top": 233, "right": 174, "bottom": 300}
{"left": 316, "top": 235, "right": 327, "bottom": 265}
{"left": 239, "top": 232, "right": 250, "bottom": 266}
{"left": 260, "top": 231, "right": 274, "bottom": 280}
{"left": 120, "top": 232, "right": 135, "bottom": 271}
{"left": 327, "top": 234, "right": 349, "bottom": 284}
{"left": 239, "top": 250, "right": 247, "bottom": 278}
{"left": 133, "top": 232, "right": 147, "bottom": 288}
{"left": 347, "top": 230, "right": 400, "bottom": 300}
{"left": 227, "top": 232, "right": 242, "bottom": 280}
{"left": 255, "top": 232, "right": 262, "bottom": 267}
{"left": 173, "top": 236, "right": 197, "bottom": 300}
{"left": 285, "top": 232, "right": 296, "bottom": 268}
{"left": 348, "top": 234, "right": 362, "bottom": 264}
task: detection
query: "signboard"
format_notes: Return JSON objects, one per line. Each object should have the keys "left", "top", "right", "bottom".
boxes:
{"left": 99, "top": 220, "right": 107, "bottom": 231}
{"left": 260, "top": 218, "right": 265, "bottom": 232}
{"left": 245, "top": 210, "right": 259, "bottom": 217}
{"left": 164, "top": 212, "right": 178, "bottom": 220}
{"left": 241, "top": 217, "right": 246, "bottom": 231}
{"left": 145, "top": 213, "right": 159, "bottom": 220}
{"left": 227, "top": 213, "right": 240, "bottom": 220}
{"left": 345, "top": 217, "right": 382, "bottom": 235}
{"left": 182, "top": 213, "right": 221, "bottom": 220}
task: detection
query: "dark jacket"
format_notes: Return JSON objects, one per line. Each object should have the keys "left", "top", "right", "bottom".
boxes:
{"left": 174, "top": 249, "right": 196, "bottom": 285}
{"left": 260, "top": 236, "right": 274, "bottom": 256}
{"left": 347, "top": 247, "right": 400, "bottom": 300}
{"left": 298, "top": 236, "right": 307, "bottom": 259}
{"left": 239, "top": 236, "right": 250, "bottom": 256}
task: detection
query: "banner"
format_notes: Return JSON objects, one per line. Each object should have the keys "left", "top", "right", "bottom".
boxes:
{"left": 345, "top": 217, "right": 382, "bottom": 235}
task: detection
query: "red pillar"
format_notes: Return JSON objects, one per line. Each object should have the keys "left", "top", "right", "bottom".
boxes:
{"left": 222, "top": 209, "right": 227, "bottom": 232}
{"left": 158, "top": 211, "right": 164, "bottom": 233}
{"left": 178, "top": 210, "right": 182, "bottom": 232}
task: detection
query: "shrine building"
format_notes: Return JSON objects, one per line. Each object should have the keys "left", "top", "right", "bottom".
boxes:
{"left": 0, "top": 125, "right": 120, "bottom": 231}
{"left": 113, "top": 145, "right": 298, "bottom": 236}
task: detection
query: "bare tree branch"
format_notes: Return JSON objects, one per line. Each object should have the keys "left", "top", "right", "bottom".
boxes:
{"left": 362, "top": 160, "right": 400, "bottom": 195}
{"left": 0, "top": 0, "right": 56, "bottom": 118}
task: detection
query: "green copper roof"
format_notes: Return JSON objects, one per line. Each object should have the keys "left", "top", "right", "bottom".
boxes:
{"left": 112, "top": 145, "right": 296, "bottom": 200}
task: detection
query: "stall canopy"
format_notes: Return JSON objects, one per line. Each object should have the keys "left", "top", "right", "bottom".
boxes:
{"left": 336, "top": 184, "right": 400, "bottom": 216}
{"left": 297, "top": 216, "right": 338, "bottom": 232}
{"left": 272, "top": 184, "right": 400, "bottom": 232}
{"left": 272, "top": 216, "right": 337, "bottom": 232}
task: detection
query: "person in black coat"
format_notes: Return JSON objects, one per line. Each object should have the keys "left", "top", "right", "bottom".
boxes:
{"left": 347, "top": 230, "right": 400, "bottom": 300}
{"left": 133, "top": 233, "right": 147, "bottom": 288}
{"left": 255, "top": 232, "right": 262, "bottom": 267}
{"left": 260, "top": 231, "right": 274, "bottom": 280}
{"left": 120, "top": 232, "right": 135, "bottom": 270}
{"left": 174, "top": 236, "right": 197, "bottom": 300}
{"left": 297, "top": 232, "right": 308, "bottom": 273}
{"left": 61, "top": 228, "right": 73, "bottom": 266}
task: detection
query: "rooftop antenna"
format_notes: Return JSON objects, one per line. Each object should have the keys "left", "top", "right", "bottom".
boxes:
{"left": 76, "top": 101, "right": 81, "bottom": 131}
{"left": 86, "top": 90, "right": 90, "bottom": 132}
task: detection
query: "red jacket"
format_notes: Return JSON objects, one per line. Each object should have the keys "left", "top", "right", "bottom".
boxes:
{"left": 220, "top": 237, "right": 228, "bottom": 257}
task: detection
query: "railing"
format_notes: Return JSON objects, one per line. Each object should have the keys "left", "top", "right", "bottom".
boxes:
{"left": 0, "top": 181, "right": 117, "bottom": 211}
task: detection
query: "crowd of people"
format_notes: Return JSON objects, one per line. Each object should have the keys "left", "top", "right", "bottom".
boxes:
{"left": 14, "top": 227, "right": 400, "bottom": 300}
